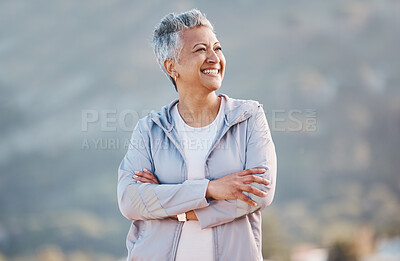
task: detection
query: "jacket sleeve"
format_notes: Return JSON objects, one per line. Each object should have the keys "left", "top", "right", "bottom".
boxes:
{"left": 117, "top": 121, "right": 210, "bottom": 221}
{"left": 194, "top": 104, "right": 277, "bottom": 229}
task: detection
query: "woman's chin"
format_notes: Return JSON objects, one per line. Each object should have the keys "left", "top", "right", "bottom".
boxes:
{"left": 207, "top": 85, "right": 221, "bottom": 92}
{"left": 204, "top": 81, "right": 222, "bottom": 92}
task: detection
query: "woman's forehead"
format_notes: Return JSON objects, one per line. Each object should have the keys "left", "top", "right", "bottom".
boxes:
{"left": 181, "top": 27, "right": 218, "bottom": 48}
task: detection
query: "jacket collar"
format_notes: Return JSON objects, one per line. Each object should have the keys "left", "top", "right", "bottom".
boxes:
{"left": 150, "top": 93, "right": 257, "bottom": 133}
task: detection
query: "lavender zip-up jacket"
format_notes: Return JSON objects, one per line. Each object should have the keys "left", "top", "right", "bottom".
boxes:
{"left": 117, "top": 93, "right": 277, "bottom": 261}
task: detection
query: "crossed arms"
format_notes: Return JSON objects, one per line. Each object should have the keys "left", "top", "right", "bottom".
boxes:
{"left": 117, "top": 105, "right": 277, "bottom": 229}
{"left": 133, "top": 167, "right": 269, "bottom": 221}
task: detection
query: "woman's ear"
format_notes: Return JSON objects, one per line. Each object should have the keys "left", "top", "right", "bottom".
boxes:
{"left": 164, "top": 59, "right": 177, "bottom": 78}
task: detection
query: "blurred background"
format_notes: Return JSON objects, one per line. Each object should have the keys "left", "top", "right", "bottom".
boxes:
{"left": 1, "top": 0, "right": 399, "bottom": 260}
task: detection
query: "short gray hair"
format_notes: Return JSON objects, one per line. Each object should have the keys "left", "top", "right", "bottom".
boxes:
{"left": 152, "top": 9, "right": 214, "bottom": 90}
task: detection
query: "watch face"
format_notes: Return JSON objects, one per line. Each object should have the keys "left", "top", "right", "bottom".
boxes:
{"left": 178, "top": 213, "right": 186, "bottom": 222}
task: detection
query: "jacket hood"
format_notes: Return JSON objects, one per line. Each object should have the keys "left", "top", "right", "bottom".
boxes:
{"left": 149, "top": 93, "right": 260, "bottom": 133}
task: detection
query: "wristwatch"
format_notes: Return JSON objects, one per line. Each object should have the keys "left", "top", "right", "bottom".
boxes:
{"left": 177, "top": 213, "right": 187, "bottom": 222}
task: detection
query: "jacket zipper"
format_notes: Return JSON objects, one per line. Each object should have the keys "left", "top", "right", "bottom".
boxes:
{"left": 152, "top": 110, "right": 252, "bottom": 261}
{"left": 204, "top": 113, "right": 252, "bottom": 261}
{"left": 158, "top": 129, "right": 188, "bottom": 261}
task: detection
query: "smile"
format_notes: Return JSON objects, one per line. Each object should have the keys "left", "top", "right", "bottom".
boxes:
{"left": 201, "top": 69, "right": 219, "bottom": 75}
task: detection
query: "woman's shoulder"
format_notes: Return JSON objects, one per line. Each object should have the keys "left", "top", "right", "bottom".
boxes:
{"left": 134, "top": 99, "right": 177, "bottom": 134}
{"left": 221, "top": 94, "right": 263, "bottom": 116}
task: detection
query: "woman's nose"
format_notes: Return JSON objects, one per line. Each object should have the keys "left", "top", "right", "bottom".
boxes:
{"left": 206, "top": 50, "right": 220, "bottom": 63}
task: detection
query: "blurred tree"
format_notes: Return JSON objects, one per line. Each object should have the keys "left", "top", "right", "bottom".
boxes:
{"left": 36, "top": 245, "right": 66, "bottom": 261}
{"left": 327, "top": 240, "right": 358, "bottom": 261}
{"left": 262, "top": 209, "right": 290, "bottom": 261}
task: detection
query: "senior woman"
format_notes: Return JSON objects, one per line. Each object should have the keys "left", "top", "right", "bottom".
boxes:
{"left": 117, "top": 9, "right": 277, "bottom": 261}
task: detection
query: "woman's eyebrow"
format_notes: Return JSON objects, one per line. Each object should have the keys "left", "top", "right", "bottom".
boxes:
{"left": 192, "top": 42, "right": 207, "bottom": 49}
{"left": 192, "top": 41, "right": 220, "bottom": 49}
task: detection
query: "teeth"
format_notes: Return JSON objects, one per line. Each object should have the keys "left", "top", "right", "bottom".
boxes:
{"left": 202, "top": 69, "right": 219, "bottom": 75}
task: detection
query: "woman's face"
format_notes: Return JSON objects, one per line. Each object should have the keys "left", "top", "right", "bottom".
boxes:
{"left": 174, "top": 26, "right": 226, "bottom": 93}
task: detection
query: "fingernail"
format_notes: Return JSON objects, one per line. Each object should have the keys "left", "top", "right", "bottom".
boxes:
{"left": 143, "top": 168, "right": 147, "bottom": 171}
{"left": 133, "top": 175, "right": 138, "bottom": 179}
{"left": 134, "top": 171, "right": 139, "bottom": 174}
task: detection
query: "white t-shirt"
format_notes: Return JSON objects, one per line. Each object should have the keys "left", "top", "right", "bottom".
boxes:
{"left": 173, "top": 97, "right": 225, "bottom": 261}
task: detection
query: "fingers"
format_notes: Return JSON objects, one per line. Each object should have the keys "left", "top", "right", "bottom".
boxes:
{"left": 143, "top": 168, "right": 159, "bottom": 183}
{"left": 236, "top": 192, "right": 257, "bottom": 207}
{"left": 133, "top": 174, "right": 153, "bottom": 184}
{"left": 242, "top": 175, "right": 270, "bottom": 186}
{"left": 240, "top": 184, "right": 267, "bottom": 198}
{"left": 133, "top": 169, "right": 159, "bottom": 184}
{"left": 239, "top": 168, "right": 266, "bottom": 176}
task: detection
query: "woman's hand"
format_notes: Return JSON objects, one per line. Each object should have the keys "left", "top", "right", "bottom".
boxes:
{"left": 206, "top": 168, "right": 270, "bottom": 207}
{"left": 133, "top": 168, "right": 268, "bottom": 216}
{"left": 133, "top": 169, "right": 160, "bottom": 184}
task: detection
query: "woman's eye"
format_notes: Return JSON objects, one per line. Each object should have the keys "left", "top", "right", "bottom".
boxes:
{"left": 215, "top": 47, "right": 222, "bottom": 51}
{"left": 196, "top": 48, "right": 206, "bottom": 52}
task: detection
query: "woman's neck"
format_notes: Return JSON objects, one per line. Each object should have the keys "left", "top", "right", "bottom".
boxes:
{"left": 177, "top": 91, "right": 221, "bottom": 128}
